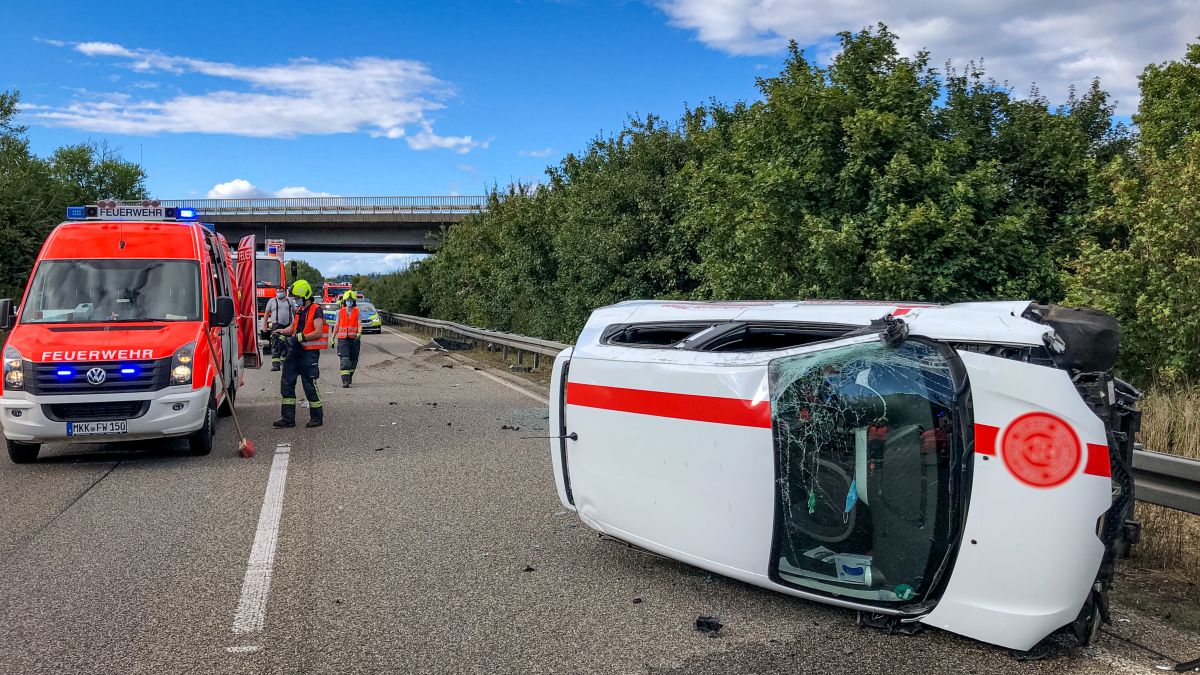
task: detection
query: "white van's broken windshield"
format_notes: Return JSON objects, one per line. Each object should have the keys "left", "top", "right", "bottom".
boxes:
{"left": 20, "top": 259, "right": 202, "bottom": 323}
{"left": 769, "top": 339, "right": 963, "bottom": 606}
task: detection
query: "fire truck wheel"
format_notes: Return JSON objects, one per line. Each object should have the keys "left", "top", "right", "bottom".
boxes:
{"left": 6, "top": 439, "right": 40, "bottom": 464}
{"left": 217, "top": 381, "right": 236, "bottom": 417}
{"left": 188, "top": 392, "right": 216, "bottom": 456}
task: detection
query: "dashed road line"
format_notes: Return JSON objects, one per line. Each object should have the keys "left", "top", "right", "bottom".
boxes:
{"left": 231, "top": 442, "right": 291, "bottom": 639}
{"left": 383, "top": 327, "right": 548, "bottom": 404}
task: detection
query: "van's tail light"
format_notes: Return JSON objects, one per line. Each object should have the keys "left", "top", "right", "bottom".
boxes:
{"left": 3, "top": 346, "right": 24, "bottom": 390}
{"left": 170, "top": 342, "right": 196, "bottom": 386}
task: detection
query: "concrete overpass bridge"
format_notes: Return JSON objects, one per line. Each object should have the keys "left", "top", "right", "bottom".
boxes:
{"left": 161, "top": 196, "right": 486, "bottom": 253}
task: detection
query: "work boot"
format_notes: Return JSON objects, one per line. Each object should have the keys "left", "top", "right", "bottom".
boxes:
{"left": 274, "top": 403, "right": 296, "bottom": 428}
{"left": 271, "top": 363, "right": 281, "bottom": 372}
{"left": 306, "top": 419, "right": 323, "bottom": 428}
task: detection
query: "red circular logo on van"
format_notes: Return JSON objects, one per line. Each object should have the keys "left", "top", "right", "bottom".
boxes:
{"left": 1001, "top": 412, "right": 1081, "bottom": 487}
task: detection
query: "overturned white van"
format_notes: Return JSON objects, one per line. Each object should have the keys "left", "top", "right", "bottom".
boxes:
{"left": 548, "top": 300, "right": 1141, "bottom": 651}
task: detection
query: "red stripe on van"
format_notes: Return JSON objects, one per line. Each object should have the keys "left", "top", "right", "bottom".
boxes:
{"left": 566, "top": 382, "right": 771, "bottom": 428}
{"left": 975, "top": 423, "right": 999, "bottom": 455}
{"left": 1084, "top": 443, "right": 1112, "bottom": 478}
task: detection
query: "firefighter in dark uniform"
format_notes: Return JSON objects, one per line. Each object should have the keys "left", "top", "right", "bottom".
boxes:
{"left": 261, "top": 288, "right": 294, "bottom": 371}
{"left": 273, "top": 279, "right": 325, "bottom": 428}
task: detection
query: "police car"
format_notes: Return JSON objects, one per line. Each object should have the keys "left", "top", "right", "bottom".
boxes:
{"left": 548, "top": 300, "right": 1140, "bottom": 651}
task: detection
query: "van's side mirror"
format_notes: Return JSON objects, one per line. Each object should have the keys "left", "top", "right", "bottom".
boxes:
{"left": 213, "top": 296, "right": 235, "bottom": 328}
{"left": 0, "top": 299, "right": 13, "bottom": 331}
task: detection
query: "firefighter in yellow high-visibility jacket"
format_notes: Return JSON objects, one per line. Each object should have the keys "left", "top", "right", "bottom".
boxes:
{"left": 335, "top": 290, "right": 362, "bottom": 388}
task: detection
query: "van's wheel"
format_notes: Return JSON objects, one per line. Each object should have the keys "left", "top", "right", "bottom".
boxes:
{"left": 188, "top": 391, "right": 216, "bottom": 456}
{"left": 1070, "top": 589, "right": 1104, "bottom": 646}
{"left": 217, "top": 381, "right": 236, "bottom": 417}
{"left": 6, "top": 439, "right": 40, "bottom": 464}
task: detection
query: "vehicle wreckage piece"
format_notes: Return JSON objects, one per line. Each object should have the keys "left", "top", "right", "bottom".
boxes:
{"left": 548, "top": 300, "right": 1140, "bottom": 651}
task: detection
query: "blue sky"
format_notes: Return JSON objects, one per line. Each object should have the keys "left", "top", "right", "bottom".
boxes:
{"left": 4, "top": 0, "right": 1198, "bottom": 275}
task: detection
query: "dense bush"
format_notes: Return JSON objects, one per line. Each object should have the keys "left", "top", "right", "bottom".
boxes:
{"left": 366, "top": 26, "right": 1198, "bottom": 387}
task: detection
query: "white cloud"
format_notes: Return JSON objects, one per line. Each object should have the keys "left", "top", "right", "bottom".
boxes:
{"left": 403, "top": 121, "right": 489, "bottom": 153}
{"left": 655, "top": 0, "right": 1200, "bottom": 113}
{"left": 274, "top": 186, "right": 335, "bottom": 198}
{"left": 205, "top": 179, "right": 336, "bottom": 199}
{"left": 519, "top": 148, "right": 556, "bottom": 157}
{"left": 32, "top": 42, "right": 488, "bottom": 151}
{"left": 207, "top": 178, "right": 267, "bottom": 199}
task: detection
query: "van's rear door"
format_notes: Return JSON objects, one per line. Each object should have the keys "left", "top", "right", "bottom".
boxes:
{"left": 236, "top": 235, "right": 262, "bottom": 368}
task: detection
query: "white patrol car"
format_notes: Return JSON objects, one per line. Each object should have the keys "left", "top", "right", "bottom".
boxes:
{"left": 548, "top": 300, "right": 1141, "bottom": 651}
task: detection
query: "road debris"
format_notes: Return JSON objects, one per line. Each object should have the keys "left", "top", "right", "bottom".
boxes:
{"left": 695, "top": 616, "right": 723, "bottom": 637}
{"left": 432, "top": 337, "right": 473, "bottom": 351}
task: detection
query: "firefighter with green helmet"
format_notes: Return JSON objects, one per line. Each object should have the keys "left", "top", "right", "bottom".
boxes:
{"left": 335, "top": 290, "right": 362, "bottom": 387}
{"left": 273, "top": 279, "right": 325, "bottom": 428}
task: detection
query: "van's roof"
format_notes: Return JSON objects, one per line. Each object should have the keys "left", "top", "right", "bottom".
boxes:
{"left": 42, "top": 221, "right": 203, "bottom": 260}
{"left": 577, "top": 299, "right": 1048, "bottom": 351}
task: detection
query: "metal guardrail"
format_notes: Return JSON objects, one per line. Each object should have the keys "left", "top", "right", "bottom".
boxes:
{"left": 379, "top": 311, "right": 568, "bottom": 370}
{"left": 1132, "top": 446, "right": 1200, "bottom": 516}
{"left": 380, "top": 311, "right": 1200, "bottom": 516}
{"left": 155, "top": 196, "right": 487, "bottom": 216}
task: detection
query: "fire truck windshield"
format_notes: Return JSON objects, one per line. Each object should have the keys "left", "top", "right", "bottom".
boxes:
{"left": 255, "top": 258, "right": 283, "bottom": 288}
{"left": 20, "top": 259, "right": 202, "bottom": 324}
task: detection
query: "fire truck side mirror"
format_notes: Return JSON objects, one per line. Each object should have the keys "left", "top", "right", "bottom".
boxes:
{"left": 289, "top": 261, "right": 298, "bottom": 280}
{"left": 212, "top": 296, "right": 235, "bottom": 328}
{"left": 0, "top": 299, "right": 13, "bottom": 331}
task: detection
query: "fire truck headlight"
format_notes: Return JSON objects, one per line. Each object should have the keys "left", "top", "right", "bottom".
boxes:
{"left": 2, "top": 345, "right": 24, "bottom": 390}
{"left": 170, "top": 342, "right": 195, "bottom": 386}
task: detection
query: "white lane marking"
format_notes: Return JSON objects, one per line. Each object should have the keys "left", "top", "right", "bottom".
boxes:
{"left": 225, "top": 646, "right": 261, "bottom": 654}
{"left": 383, "top": 326, "right": 424, "bottom": 347}
{"left": 384, "top": 327, "right": 548, "bottom": 404}
{"left": 473, "top": 367, "right": 549, "bottom": 404}
{"left": 231, "top": 442, "right": 291, "bottom": 635}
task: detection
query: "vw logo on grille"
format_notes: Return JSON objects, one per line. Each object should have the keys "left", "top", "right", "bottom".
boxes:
{"left": 86, "top": 367, "right": 107, "bottom": 385}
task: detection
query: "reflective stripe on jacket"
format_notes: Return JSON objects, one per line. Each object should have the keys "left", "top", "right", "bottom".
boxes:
{"left": 336, "top": 307, "right": 361, "bottom": 339}
{"left": 295, "top": 303, "right": 326, "bottom": 350}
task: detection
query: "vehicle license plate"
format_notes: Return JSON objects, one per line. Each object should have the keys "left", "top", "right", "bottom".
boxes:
{"left": 67, "top": 420, "right": 128, "bottom": 436}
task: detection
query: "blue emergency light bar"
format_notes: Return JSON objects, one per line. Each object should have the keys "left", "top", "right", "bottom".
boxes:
{"left": 65, "top": 202, "right": 200, "bottom": 222}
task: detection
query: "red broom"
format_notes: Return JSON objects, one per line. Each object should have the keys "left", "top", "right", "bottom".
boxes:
{"left": 203, "top": 332, "right": 255, "bottom": 458}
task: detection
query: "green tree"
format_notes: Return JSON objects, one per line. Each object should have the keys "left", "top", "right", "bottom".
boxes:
{"left": 0, "top": 90, "right": 147, "bottom": 300}
{"left": 1135, "top": 42, "right": 1200, "bottom": 156}
{"left": 1066, "top": 39, "right": 1200, "bottom": 384}
{"left": 290, "top": 259, "right": 324, "bottom": 286}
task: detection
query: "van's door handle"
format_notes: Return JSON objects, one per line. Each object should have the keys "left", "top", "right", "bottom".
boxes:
{"left": 523, "top": 432, "right": 577, "bottom": 441}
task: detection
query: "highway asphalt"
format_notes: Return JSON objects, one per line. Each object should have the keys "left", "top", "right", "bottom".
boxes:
{"left": 0, "top": 327, "right": 1197, "bottom": 674}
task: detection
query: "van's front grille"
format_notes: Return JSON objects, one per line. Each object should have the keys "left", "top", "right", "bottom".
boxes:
{"left": 25, "top": 359, "right": 169, "bottom": 395}
{"left": 43, "top": 401, "right": 149, "bottom": 422}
